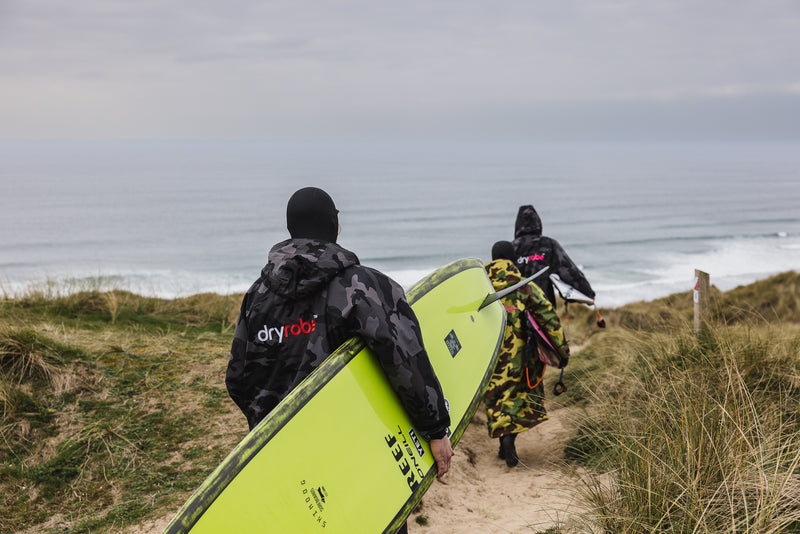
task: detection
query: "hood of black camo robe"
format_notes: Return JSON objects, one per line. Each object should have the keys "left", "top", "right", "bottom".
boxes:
{"left": 514, "top": 205, "right": 543, "bottom": 238}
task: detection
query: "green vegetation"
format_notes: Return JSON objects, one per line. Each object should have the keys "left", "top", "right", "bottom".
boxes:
{"left": 1, "top": 271, "right": 798, "bottom": 532}
{"left": 560, "top": 271, "right": 800, "bottom": 533}
{"left": 0, "top": 285, "right": 244, "bottom": 533}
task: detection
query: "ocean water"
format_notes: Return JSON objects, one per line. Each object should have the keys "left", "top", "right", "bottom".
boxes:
{"left": 1, "top": 140, "right": 798, "bottom": 308}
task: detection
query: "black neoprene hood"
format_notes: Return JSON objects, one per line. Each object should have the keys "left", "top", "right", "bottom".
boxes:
{"left": 491, "top": 240, "right": 515, "bottom": 261}
{"left": 286, "top": 187, "right": 340, "bottom": 243}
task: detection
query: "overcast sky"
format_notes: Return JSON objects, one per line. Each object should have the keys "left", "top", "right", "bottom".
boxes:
{"left": 2, "top": 0, "right": 799, "bottom": 141}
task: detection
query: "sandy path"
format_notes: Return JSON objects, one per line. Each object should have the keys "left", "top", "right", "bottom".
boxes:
{"left": 407, "top": 407, "right": 586, "bottom": 534}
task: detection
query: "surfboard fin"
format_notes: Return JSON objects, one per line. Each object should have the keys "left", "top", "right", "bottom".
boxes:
{"left": 479, "top": 266, "right": 550, "bottom": 311}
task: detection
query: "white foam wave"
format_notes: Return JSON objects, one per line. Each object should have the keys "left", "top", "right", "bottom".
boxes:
{"left": 3, "top": 236, "right": 798, "bottom": 310}
{"left": 594, "top": 235, "right": 800, "bottom": 307}
{"left": 0, "top": 268, "right": 255, "bottom": 300}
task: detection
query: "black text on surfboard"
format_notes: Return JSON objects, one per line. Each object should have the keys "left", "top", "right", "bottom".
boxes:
{"left": 300, "top": 479, "right": 327, "bottom": 528}
{"left": 385, "top": 426, "right": 425, "bottom": 493}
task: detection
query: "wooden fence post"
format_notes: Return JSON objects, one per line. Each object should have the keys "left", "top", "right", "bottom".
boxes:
{"left": 694, "top": 269, "right": 710, "bottom": 335}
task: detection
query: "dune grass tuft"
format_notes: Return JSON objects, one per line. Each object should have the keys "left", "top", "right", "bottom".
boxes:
{"left": 0, "top": 286, "right": 245, "bottom": 533}
{"left": 566, "top": 323, "right": 800, "bottom": 533}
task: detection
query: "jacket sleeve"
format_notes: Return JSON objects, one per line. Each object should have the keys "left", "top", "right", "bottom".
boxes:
{"left": 551, "top": 238, "right": 595, "bottom": 300}
{"left": 225, "top": 292, "right": 256, "bottom": 427}
{"left": 330, "top": 266, "right": 451, "bottom": 440}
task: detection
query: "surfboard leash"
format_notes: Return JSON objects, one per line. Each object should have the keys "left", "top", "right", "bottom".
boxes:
{"left": 525, "top": 364, "right": 546, "bottom": 390}
{"left": 553, "top": 369, "right": 567, "bottom": 396}
{"left": 596, "top": 307, "right": 606, "bottom": 328}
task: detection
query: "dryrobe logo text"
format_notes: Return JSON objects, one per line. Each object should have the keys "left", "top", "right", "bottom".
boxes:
{"left": 257, "top": 315, "right": 318, "bottom": 344}
{"left": 517, "top": 253, "right": 545, "bottom": 264}
{"left": 385, "top": 425, "right": 425, "bottom": 493}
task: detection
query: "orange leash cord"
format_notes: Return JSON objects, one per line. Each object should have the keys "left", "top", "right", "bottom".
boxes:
{"left": 525, "top": 364, "right": 546, "bottom": 390}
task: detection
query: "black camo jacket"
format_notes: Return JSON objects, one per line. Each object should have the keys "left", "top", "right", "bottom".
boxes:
{"left": 226, "top": 238, "right": 450, "bottom": 440}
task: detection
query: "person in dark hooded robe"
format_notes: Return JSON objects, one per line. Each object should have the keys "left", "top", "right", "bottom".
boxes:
{"left": 226, "top": 187, "right": 453, "bottom": 534}
{"left": 483, "top": 241, "right": 570, "bottom": 467}
{"left": 512, "top": 205, "right": 595, "bottom": 308}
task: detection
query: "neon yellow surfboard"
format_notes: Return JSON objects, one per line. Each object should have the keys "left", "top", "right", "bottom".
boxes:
{"left": 164, "top": 258, "right": 505, "bottom": 534}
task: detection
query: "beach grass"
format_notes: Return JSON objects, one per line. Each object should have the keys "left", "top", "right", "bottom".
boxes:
{"left": 1, "top": 287, "right": 245, "bottom": 533}
{"left": 1, "top": 271, "right": 798, "bottom": 533}
{"left": 562, "top": 273, "right": 800, "bottom": 533}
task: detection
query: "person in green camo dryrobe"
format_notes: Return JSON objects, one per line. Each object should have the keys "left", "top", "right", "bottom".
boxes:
{"left": 483, "top": 241, "right": 570, "bottom": 467}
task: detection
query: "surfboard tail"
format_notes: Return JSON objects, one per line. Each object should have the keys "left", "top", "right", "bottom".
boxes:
{"left": 551, "top": 274, "right": 606, "bottom": 329}
{"left": 548, "top": 274, "right": 594, "bottom": 305}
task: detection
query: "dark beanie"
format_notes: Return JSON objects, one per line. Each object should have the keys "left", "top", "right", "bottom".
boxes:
{"left": 286, "top": 187, "right": 339, "bottom": 242}
{"left": 491, "top": 240, "right": 515, "bottom": 261}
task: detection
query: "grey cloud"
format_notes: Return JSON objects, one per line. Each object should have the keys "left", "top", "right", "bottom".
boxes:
{"left": 1, "top": 0, "right": 799, "bottom": 140}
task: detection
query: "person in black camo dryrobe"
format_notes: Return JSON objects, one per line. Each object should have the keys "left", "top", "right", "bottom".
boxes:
{"left": 512, "top": 205, "right": 595, "bottom": 309}
{"left": 226, "top": 187, "right": 453, "bottom": 534}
